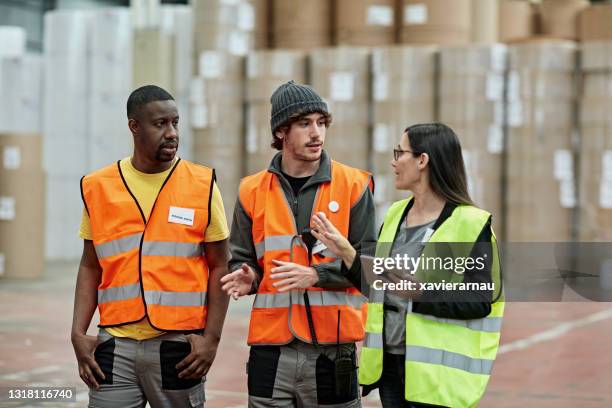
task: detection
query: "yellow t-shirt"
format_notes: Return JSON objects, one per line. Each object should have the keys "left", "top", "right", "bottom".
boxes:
{"left": 79, "top": 157, "right": 229, "bottom": 340}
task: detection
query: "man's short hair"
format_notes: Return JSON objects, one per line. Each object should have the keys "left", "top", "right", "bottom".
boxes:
{"left": 271, "top": 110, "right": 333, "bottom": 150}
{"left": 127, "top": 85, "right": 174, "bottom": 119}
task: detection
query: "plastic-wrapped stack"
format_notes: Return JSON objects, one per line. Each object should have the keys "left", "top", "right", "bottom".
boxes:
{"left": 272, "top": 0, "right": 331, "bottom": 49}
{"left": 439, "top": 45, "right": 507, "bottom": 235}
{"left": 335, "top": 0, "right": 395, "bottom": 46}
{"left": 89, "top": 8, "right": 133, "bottom": 170}
{"left": 309, "top": 47, "right": 370, "bottom": 170}
{"left": 578, "top": 42, "right": 612, "bottom": 241}
{"left": 245, "top": 50, "right": 306, "bottom": 176}
{"left": 506, "top": 41, "right": 577, "bottom": 241}
{"left": 190, "top": 51, "right": 243, "bottom": 217}
{"left": 371, "top": 46, "right": 436, "bottom": 217}
{"left": 44, "top": 10, "right": 94, "bottom": 260}
{"left": 193, "top": 0, "right": 264, "bottom": 57}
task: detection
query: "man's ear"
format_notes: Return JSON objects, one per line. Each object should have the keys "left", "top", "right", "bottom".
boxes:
{"left": 128, "top": 118, "right": 139, "bottom": 136}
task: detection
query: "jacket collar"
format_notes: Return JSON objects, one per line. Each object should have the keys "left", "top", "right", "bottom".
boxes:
{"left": 267, "top": 150, "right": 332, "bottom": 189}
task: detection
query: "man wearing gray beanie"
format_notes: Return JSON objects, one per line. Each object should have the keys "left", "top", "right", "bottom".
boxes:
{"left": 222, "top": 80, "right": 376, "bottom": 407}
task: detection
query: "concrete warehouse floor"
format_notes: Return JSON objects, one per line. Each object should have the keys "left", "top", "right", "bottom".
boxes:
{"left": 1, "top": 261, "right": 611, "bottom": 407}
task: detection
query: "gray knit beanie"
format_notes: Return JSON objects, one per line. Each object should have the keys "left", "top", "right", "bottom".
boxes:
{"left": 270, "top": 80, "right": 329, "bottom": 135}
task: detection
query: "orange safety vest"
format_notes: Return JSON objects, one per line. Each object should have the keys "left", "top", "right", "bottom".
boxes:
{"left": 80, "top": 159, "right": 214, "bottom": 331}
{"left": 239, "top": 161, "right": 372, "bottom": 345}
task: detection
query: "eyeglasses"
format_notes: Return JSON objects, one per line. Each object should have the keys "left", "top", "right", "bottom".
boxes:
{"left": 393, "top": 148, "right": 419, "bottom": 161}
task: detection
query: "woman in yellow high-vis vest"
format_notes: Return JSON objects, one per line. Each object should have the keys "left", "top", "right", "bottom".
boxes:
{"left": 312, "top": 123, "right": 504, "bottom": 408}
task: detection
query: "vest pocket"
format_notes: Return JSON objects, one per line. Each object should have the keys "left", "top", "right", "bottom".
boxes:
{"left": 94, "top": 337, "right": 115, "bottom": 385}
{"left": 160, "top": 340, "right": 202, "bottom": 390}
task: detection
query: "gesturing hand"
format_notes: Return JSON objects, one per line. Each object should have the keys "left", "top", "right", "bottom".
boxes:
{"left": 220, "top": 263, "right": 257, "bottom": 300}
{"left": 270, "top": 260, "right": 319, "bottom": 292}
{"left": 311, "top": 211, "right": 356, "bottom": 267}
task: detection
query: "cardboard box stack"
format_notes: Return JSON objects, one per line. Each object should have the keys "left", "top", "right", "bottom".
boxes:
{"left": 190, "top": 51, "right": 244, "bottom": 217}
{"left": 335, "top": 0, "right": 395, "bottom": 46}
{"left": 506, "top": 41, "right": 577, "bottom": 241}
{"left": 245, "top": 50, "right": 306, "bottom": 175}
{"left": 579, "top": 3, "right": 612, "bottom": 42}
{"left": 578, "top": 42, "right": 612, "bottom": 241}
{"left": 193, "top": 0, "right": 261, "bottom": 57}
{"left": 310, "top": 47, "right": 370, "bottom": 170}
{"left": 272, "top": 0, "right": 332, "bottom": 49}
{"left": 439, "top": 45, "right": 508, "bottom": 235}
{"left": 371, "top": 45, "right": 437, "bottom": 217}
{"left": 498, "top": 0, "right": 535, "bottom": 43}
{"left": 0, "top": 134, "right": 45, "bottom": 279}
{"left": 0, "top": 28, "right": 45, "bottom": 279}
{"left": 540, "top": 0, "right": 588, "bottom": 41}
{"left": 399, "top": 0, "right": 472, "bottom": 46}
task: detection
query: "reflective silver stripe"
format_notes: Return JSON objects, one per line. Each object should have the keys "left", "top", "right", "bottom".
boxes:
{"left": 418, "top": 314, "right": 502, "bottom": 333}
{"left": 144, "top": 291, "right": 207, "bottom": 307}
{"left": 299, "top": 291, "right": 366, "bottom": 309}
{"left": 364, "top": 332, "right": 383, "bottom": 349}
{"left": 98, "top": 283, "right": 141, "bottom": 304}
{"left": 142, "top": 241, "right": 204, "bottom": 257}
{"left": 253, "top": 292, "right": 291, "bottom": 308}
{"left": 252, "top": 291, "right": 365, "bottom": 309}
{"left": 405, "top": 345, "right": 494, "bottom": 375}
{"left": 95, "top": 233, "right": 143, "bottom": 259}
{"left": 255, "top": 235, "right": 302, "bottom": 259}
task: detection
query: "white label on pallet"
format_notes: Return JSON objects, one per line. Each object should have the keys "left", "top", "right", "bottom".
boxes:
{"left": 508, "top": 100, "right": 523, "bottom": 127}
{"left": 190, "top": 105, "right": 208, "bottom": 129}
{"left": 229, "top": 32, "right": 249, "bottom": 56}
{"left": 490, "top": 44, "right": 508, "bottom": 72}
{"left": 0, "top": 253, "right": 4, "bottom": 276}
{"left": 373, "top": 123, "right": 390, "bottom": 153}
{"left": 602, "top": 150, "right": 612, "bottom": 180}
{"left": 367, "top": 5, "right": 393, "bottom": 26}
{"left": 507, "top": 71, "right": 520, "bottom": 101}
{"left": 486, "top": 73, "right": 504, "bottom": 101}
{"left": 373, "top": 74, "right": 389, "bottom": 101}
{"left": 372, "top": 51, "right": 383, "bottom": 73}
{"left": 554, "top": 150, "right": 574, "bottom": 181}
{"left": 330, "top": 72, "right": 354, "bottom": 101}
{"left": 559, "top": 180, "right": 576, "bottom": 208}
{"left": 246, "top": 124, "right": 258, "bottom": 153}
{"left": 199, "top": 52, "right": 222, "bottom": 78}
{"left": 600, "top": 180, "right": 612, "bottom": 209}
{"left": 487, "top": 126, "right": 503, "bottom": 154}
{"left": 404, "top": 4, "right": 427, "bottom": 24}
{"left": 237, "top": 2, "right": 255, "bottom": 30}
{"left": 374, "top": 175, "right": 388, "bottom": 204}
{"left": 0, "top": 196, "right": 15, "bottom": 220}
{"left": 3, "top": 146, "right": 21, "bottom": 170}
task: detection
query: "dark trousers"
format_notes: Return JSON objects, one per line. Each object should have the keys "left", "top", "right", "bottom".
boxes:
{"left": 379, "top": 352, "right": 443, "bottom": 408}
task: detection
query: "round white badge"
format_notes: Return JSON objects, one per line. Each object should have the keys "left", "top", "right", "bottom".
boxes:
{"left": 328, "top": 201, "right": 340, "bottom": 213}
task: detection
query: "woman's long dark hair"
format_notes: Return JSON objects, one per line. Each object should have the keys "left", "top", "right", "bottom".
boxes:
{"left": 405, "top": 123, "right": 474, "bottom": 206}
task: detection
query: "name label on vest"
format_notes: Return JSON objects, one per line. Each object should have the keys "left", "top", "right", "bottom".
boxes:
{"left": 168, "top": 206, "right": 195, "bottom": 226}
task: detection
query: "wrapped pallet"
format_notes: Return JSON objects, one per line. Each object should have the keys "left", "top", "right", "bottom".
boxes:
{"left": 371, "top": 45, "right": 436, "bottom": 218}
{"left": 335, "top": 0, "right": 395, "bottom": 46}
{"left": 439, "top": 44, "right": 507, "bottom": 236}
{"left": 506, "top": 41, "right": 577, "bottom": 241}
{"left": 245, "top": 50, "right": 306, "bottom": 175}
{"left": 190, "top": 51, "right": 244, "bottom": 217}
{"left": 309, "top": 47, "right": 370, "bottom": 170}
{"left": 578, "top": 42, "right": 612, "bottom": 241}
{"left": 0, "top": 133, "right": 45, "bottom": 279}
